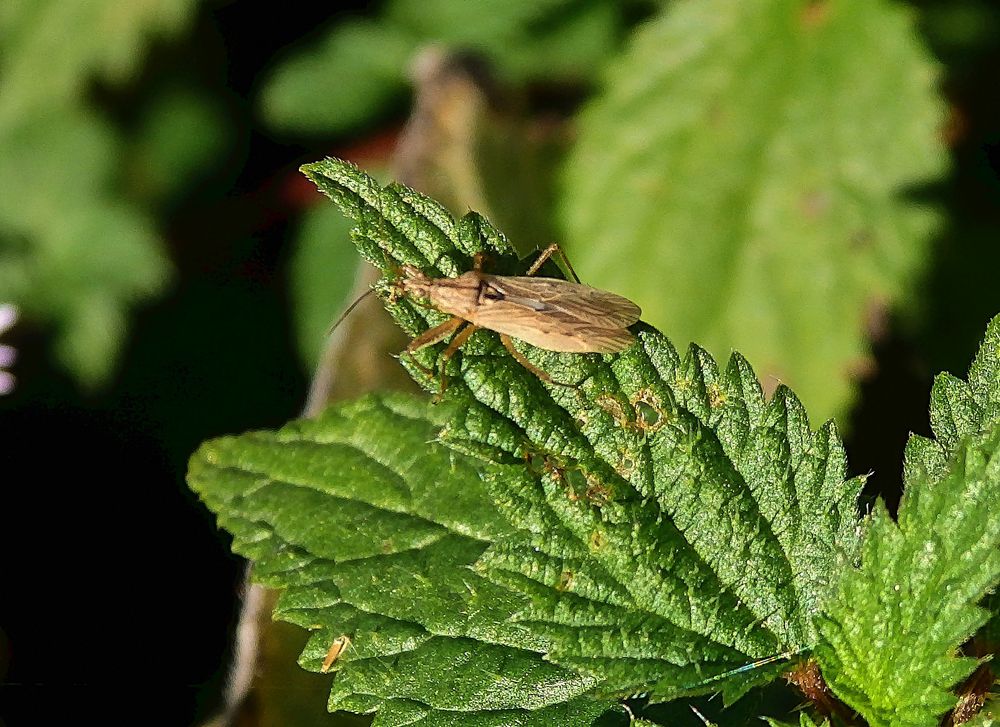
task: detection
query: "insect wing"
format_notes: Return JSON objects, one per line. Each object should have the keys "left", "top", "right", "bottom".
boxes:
{"left": 473, "top": 276, "right": 641, "bottom": 353}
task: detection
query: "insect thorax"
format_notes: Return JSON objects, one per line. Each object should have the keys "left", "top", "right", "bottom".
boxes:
{"left": 420, "top": 270, "right": 485, "bottom": 318}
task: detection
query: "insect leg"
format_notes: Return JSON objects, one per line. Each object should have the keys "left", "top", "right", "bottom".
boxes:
{"left": 500, "top": 334, "right": 576, "bottom": 388}
{"left": 525, "top": 243, "right": 582, "bottom": 283}
{"left": 434, "top": 324, "right": 478, "bottom": 400}
{"left": 406, "top": 316, "right": 465, "bottom": 352}
{"left": 403, "top": 316, "right": 466, "bottom": 379}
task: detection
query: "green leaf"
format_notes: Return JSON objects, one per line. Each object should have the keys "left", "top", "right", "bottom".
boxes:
{"left": 917, "top": 313, "right": 1000, "bottom": 644}
{"left": 126, "top": 85, "right": 235, "bottom": 206}
{"left": 384, "top": 0, "right": 621, "bottom": 81}
{"left": 298, "top": 157, "right": 865, "bottom": 703}
{"left": 964, "top": 701, "right": 1000, "bottom": 727}
{"left": 813, "top": 315, "right": 1000, "bottom": 726}
{"left": 0, "top": 0, "right": 191, "bottom": 386}
{"left": 904, "top": 313, "right": 1000, "bottom": 485}
{"left": 289, "top": 203, "right": 363, "bottom": 372}
{"left": 0, "top": 108, "right": 170, "bottom": 388}
{"left": 560, "top": 0, "right": 948, "bottom": 422}
{"left": 0, "top": 0, "right": 196, "bottom": 124}
{"left": 815, "top": 428, "right": 1000, "bottom": 725}
{"left": 189, "top": 394, "right": 615, "bottom": 725}
{"left": 259, "top": 0, "right": 624, "bottom": 134}
{"left": 764, "top": 715, "right": 827, "bottom": 727}
{"left": 259, "top": 20, "right": 415, "bottom": 135}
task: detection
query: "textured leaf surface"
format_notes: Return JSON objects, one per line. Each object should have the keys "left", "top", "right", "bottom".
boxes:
{"left": 298, "top": 158, "right": 865, "bottom": 704}
{"left": 765, "top": 715, "right": 826, "bottom": 727}
{"left": 560, "top": 0, "right": 947, "bottom": 422}
{"left": 259, "top": 0, "right": 622, "bottom": 134}
{"left": 815, "top": 315, "right": 1000, "bottom": 726}
{"left": 904, "top": 313, "right": 1000, "bottom": 484}
{"left": 190, "top": 394, "right": 613, "bottom": 725}
{"left": 815, "top": 430, "right": 1000, "bottom": 726}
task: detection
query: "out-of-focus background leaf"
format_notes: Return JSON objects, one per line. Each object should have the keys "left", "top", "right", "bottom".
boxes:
{"left": 1, "top": 0, "right": 998, "bottom": 725}
{"left": 289, "top": 203, "right": 360, "bottom": 373}
{"left": 561, "top": 0, "right": 946, "bottom": 424}
{"left": 0, "top": 0, "right": 198, "bottom": 388}
{"left": 259, "top": 0, "right": 630, "bottom": 136}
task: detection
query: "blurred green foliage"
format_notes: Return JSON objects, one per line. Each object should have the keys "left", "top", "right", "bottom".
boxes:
{"left": 290, "top": 203, "right": 361, "bottom": 372}
{"left": 126, "top": 84, "right": 234, "bottom": 207}
{"left": 561, "top": 0, "right": 947, "bottom": 424}
{"left": 259, "top": 0, "right": 628, "bottom": 135}
{"left": 0, "top": 0, "right": 198, "bottom": 388}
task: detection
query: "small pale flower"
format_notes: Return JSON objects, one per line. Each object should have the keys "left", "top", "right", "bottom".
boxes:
{"left": 0, "top": 304, "right": 18, "bottom": 395}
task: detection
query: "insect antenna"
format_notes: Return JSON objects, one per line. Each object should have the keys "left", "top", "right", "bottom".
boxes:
{"left": 326, "top": 288, "right": 376, "bottom": 336}
{"left": 682, "top": 650, "right": 800, "bottom": 691}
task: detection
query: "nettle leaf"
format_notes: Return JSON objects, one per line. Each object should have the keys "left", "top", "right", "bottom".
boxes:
{"left": 908, "top": 313, "right": 1000, "bottom": 645}
{"left": 814, "top": 429, "right": 1000, "bottom": 726}
{"left": 964, "top": 700, "right": 1000, "bottom": 727}
{"left": 765, "top": 715, "right": 827, "bottom": 727}
{"left": 815, "top": 315, "right": 1000, "bottom": 726}
{"left": 904, "top": 313, "right": 1000, "bottom": 484}
{"left": 294, "top": 158, "right": 865, "bottom": 708}
{"left": 189, "top": 394, "right": 615, "bottom": 725}
{"left": 560, "top": 0, "right": 947, "bottom": 422}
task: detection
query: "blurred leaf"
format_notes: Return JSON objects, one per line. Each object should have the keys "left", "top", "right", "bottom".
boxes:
{"left": 384, "top": 0, "right": 620, "bottom": 80}
{"left": 0, "top": 0, "right": 193, "bottom": 387}
{"left": 918, "top": 0, "right": 1000, "bottom": 66}
{"left": 0, "top": 0, "right": 197, "bottom": 125}
{"left": 260, "top": 0, "right": 624, "bottom": 135}
{"left": 289, "top": 203, "right": 362, "bottom": 372}
{"left": 43, "top": 204, "right": 168, "bottom": 387}
{"left": 127, "top": 85, "right": 235, "bottom": 206}
{"left": 260, "top": 20, "right": 415, "bottom": 135}
{"left": 502, "top": 0, "right": 619, "bottom": 80}
{"left": 0, "top": 108, "right": 118, "bottom": 231}
{"left": 0, "top": 109, "right": 170, "bottom": 387}
{"left": 561, "top": 0, "right": 948, "bottom": 423}
{"left": 815, "top": 314, "right": 1000, "bottom": 726}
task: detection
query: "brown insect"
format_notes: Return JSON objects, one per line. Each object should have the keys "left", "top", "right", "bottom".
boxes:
{"left": 393, "top": 244, "right": 641, "bottom": 393}
{"left": 320, "top": 634, "right": 351, "bottom": 673}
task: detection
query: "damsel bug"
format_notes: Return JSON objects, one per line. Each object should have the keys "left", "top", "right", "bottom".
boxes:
{"left": 390, "top": 244, "right": 641, "bottom": 393}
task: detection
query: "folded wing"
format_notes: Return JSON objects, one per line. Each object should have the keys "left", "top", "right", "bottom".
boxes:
{"left": 474, "top": 276, "right": 641, "bottom": 353}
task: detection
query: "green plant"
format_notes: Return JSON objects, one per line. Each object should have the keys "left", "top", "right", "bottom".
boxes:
{"left": 188, "top": 159, "right": 1000, "bottom": 726}
{"left": 0, "top": 0, "right": 234, "bottom": 389}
